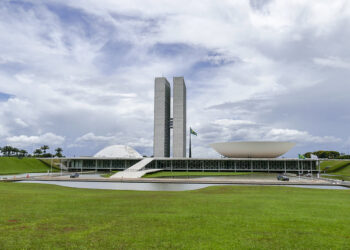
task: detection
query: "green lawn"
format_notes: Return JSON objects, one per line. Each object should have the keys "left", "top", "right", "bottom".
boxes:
{"left": 330, "top": 164, "right": 350, "bottom": 176}
{"left": 0, "top": 157, "right": 55, "bottom": 175}
{"left": 320, "top": 160, "right": 350, "bottom": 181}
{"left": 320, "top": 160, "right": 350, "bottom": 173}
{"left": 101, "top": 171, "right": 119, "bottom": 178}
{"left": 39, "top": 158, "right": 61, "bottom": 170}
{"left": 0, "top": 183, "right": 349, "bottom": 249}
{"left": 144, "top": 171, "right": 253, "bottom": 178}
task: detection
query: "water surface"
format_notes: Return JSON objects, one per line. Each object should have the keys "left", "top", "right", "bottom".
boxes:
{"left": 19, "top": 180, "right": 349, "bottom": 191}
{"left": 20, "top": 181, "right": 217, "bottom": 191}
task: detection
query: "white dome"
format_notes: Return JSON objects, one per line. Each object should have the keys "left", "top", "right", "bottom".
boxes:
{"left": 210, "top": 141, "right": 295, "bottom": 158}
{"left": 94, "top": 145, "right": 142, "bottom": 158}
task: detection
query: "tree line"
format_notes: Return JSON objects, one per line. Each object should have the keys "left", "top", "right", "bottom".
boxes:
{"left": 303, "top": 150, "right": 350, "bottom": 159}
{"left": 0, "top": 145, "right": 64, "bottom": 158}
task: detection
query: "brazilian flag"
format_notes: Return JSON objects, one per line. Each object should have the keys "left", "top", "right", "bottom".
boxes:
{"left": 190, "top": 128, "right": 197, "bottom": 136}
{"left": 298, "top": 154, "right": 305, "bottom": 159}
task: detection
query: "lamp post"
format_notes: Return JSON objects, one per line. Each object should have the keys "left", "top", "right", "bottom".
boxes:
{"left": 189, "top": 129, "right": 192, "bottom": 158}
{"left": 50, "top": 157, "right": 53, "bottom": 176}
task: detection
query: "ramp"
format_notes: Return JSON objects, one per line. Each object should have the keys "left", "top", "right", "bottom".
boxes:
{"left": 110, "top": 158, "right": 160, "bottom": 178}
{"left": 126, "top": 158, "right": 154, "bottom": 171}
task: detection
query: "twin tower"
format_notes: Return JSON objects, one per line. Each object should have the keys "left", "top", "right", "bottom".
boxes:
{"left": 154, "top": 77, "right": 186, "bottom": 158}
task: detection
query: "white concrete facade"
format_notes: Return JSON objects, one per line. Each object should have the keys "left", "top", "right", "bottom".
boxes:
{"left": 153, "top": 77, "right": 171, "bottom": 157}
{"left": 210, "top": 141, "right": 296, "bottom": 158}
{"left": 62, "top": 157, "right": 318, "bottom": 173}
{"left": 173, "top": 77, "right": 186, "bottom": 157}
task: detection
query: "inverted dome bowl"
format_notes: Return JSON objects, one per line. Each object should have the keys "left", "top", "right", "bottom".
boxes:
{"left": 210, "top": 141, "right": 295, "bottom": 158}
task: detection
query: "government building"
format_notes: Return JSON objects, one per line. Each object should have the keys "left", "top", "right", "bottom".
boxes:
{"left": 60, "top": 77, "right": 319, "bottom": 175}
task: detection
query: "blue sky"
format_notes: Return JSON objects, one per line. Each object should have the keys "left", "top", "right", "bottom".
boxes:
{"left": 0, "top": 0, "right": 350, "bottom": 157}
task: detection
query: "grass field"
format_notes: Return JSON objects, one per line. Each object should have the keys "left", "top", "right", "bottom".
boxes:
{"left": 0, "top": 182, "right": 349, "bottom": 249}
{"left": 39, "top": 158, "right": 61, "bottom": 170}
{"left": 0, "top": 157, "right": 55, "bottom": 175}
{"left": 320, "top": 160, "right": 350, "bottom": 181}
{"left": 144, "top": 171, "right": 252, "bottom": 178}
{"left": 101, "top": 171, "right": 119, "bottom": 178}
{"left": 320, "top": 160, "right": 350, "bottom": 173}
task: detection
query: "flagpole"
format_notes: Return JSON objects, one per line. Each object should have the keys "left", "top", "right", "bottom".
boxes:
{"left": 189, "top": 127, "right": 192, "bottom": 158}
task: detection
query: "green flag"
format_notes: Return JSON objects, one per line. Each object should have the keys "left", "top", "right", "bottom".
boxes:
{"left": 190, "top": 128, "right": 197, "bottom": 136}
{"left": 298, "top": 154, "right": 305, "bottom": 159}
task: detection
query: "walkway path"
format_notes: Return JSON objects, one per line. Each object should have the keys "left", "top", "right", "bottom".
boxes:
{"left": 110, "top": 158, "right": 161, "bottom": 178}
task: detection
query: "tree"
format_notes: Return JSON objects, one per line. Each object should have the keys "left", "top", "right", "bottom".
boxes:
{"left": 40, "top": 145, "right": 49, "bottom": 154}
{"left": 33, "top": 148, "right": 43, "bottom": 157}
{"left": 304, "top": 152, "right": 312, "bottom": 158}
{"left": 313, "top": 150, "right": 340, "bottom": 159}
{"left": 4, "top": 146, "right": 12, "bottom": 156}
{"left": 1, "top": 146, "right": 15, "bottom": 156}
{"left": 304, "top": 150, "right": 341, "bottom": 159}
{"left": 12, "top": 147, "right": 20, "bottom": 156}
{"left": 54, "top": 147, "right": 63, "bottom": 157}
{"left": 338, "top": 155, "right": 350, "bottom": 159}
{"left": 19, "top": 149, "right": 27, "bottom": 157}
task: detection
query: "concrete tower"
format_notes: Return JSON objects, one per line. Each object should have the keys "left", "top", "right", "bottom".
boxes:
{"left": 173, "top": 77, "right": 187, "bottom": 157}
{"left": 153, "top": 77, "right": 171, "bottom": 157}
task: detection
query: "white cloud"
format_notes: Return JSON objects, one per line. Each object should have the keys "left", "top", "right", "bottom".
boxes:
{"left": 75, "top": 132, "right": 152, "bottom": 147}
{"left": 76, "top": 133, "right": 116, "bottom": 143}
{"left": 6, "top": 132, "right": 65, "bottom": 147}
{"left": 0, "top": 123, "right": 9, "bottom": 137}
{"left": 0, "top": 1, "right": 349, "bottom": 157}
{"left": 265, "top": 128, "right": 341, "bottom": 144}
{"left": 313, "top": 57, "right": 350, "bottom": 69}
{"left": 193, "top": 119, "right": 342, "bottom": 157}
{"left": 14, "top": 74, "right": 35, "bottom": 84}
{"left": 213, "top": 119, "right": 256, "bottom": 126}
{"left": 14, "top": 118, "right": 28, "bottom": 128}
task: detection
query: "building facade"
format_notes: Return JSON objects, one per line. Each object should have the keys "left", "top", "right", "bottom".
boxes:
{"left": 62, "top": 157, "right": 319, "bottom": 173}
{"left": 173, "top": 77, "right": 187, "bottom": 157}
{"left": 153, "top": 76, "right": 187, "bottom": 158}
{"left": 153, "top": 77, "right": 171, "bottom": 157}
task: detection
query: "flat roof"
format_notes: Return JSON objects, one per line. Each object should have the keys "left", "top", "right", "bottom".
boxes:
{"left": 41, "top": 157, "right": 317, "bottom": 161}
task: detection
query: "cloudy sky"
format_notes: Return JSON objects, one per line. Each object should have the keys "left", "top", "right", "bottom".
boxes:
{"left": 1, "top": 0, "right": 350, "bottom": 157}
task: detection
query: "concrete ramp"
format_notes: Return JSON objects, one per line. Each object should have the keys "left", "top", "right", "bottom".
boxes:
{"left": 126, "top": 158, "right": 154, "bottom": 171}
{"left": 110, "top": 158, "right": 160, "bottom": 178}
